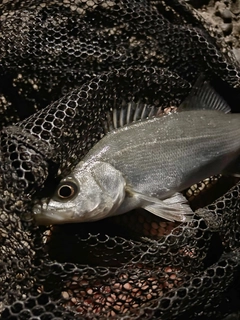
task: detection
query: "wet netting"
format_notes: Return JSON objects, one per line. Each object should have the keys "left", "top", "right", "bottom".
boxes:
{"left": 1, "top": 1, "right": 240, "bottom": 319}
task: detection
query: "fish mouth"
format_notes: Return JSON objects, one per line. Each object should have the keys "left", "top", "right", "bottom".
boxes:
{"left": 33, "top": 204, "right": 89, "bottom": 225}
{"left": 33, "top": 204, "right": 75, "bottom": 225}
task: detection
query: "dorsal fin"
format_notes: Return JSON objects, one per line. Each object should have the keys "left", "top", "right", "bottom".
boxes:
{"left": 179, "top": 74, "right": 231, "bottom": 114}
{"left": 103, "top": 101, "right": 161, "bottom": 133}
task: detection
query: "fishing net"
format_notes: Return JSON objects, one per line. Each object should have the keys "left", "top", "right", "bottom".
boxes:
{"left": 1, "top": 0, "right": 240, "bottom": 319}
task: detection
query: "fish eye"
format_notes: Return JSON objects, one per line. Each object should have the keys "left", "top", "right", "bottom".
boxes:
{"left": 56, "top": 181, "right": 78, "bottom": 200}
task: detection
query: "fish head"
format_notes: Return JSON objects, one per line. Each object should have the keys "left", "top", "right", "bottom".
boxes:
{"left": 33, "top": 161, "right": 126, "bottom": 225}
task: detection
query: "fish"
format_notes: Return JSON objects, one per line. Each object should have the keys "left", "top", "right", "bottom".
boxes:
{"left": 33, "top": 76, "right": 240, "bottom": 226}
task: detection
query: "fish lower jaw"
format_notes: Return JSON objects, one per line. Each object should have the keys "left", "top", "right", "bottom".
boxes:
{"left": 33, "top": 206, "right": 77, "bottom": 225}
{"left": 34, "top": 213, "right": 70, "bottom": 226}
{"left": 33, "top": 207, "right": 109, "bottom": 225}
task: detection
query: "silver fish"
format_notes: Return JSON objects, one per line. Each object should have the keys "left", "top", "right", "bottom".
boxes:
{"left": 33, "top": 77, "right": 240, "bottom": 225}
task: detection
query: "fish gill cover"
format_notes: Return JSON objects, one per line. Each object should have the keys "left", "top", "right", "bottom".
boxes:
{"left": 0, "top": 0, "right": 240, "bottom": 319}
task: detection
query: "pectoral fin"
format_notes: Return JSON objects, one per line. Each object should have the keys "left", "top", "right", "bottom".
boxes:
{"left": 130, "top": 189, "right": 194, "bottom": 222}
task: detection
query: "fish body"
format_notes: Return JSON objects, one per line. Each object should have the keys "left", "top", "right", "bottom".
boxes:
{"left": 33, "top": 77, "right": 240, "bottom": 225}
{"left": 34, "top": 108, "right": 240, "bottom": 225}
{"left": 85, "top": 110, "right": 240, "bottom": 198}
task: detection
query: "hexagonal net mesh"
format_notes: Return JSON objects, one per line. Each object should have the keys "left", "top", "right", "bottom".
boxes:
{"left": 1, "top": 1, "right": 240, "bottom": 319}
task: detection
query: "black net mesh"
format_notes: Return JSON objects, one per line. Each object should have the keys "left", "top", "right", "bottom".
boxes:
{"left": 1, "top": 1, "right": 240, "bottom": 319}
